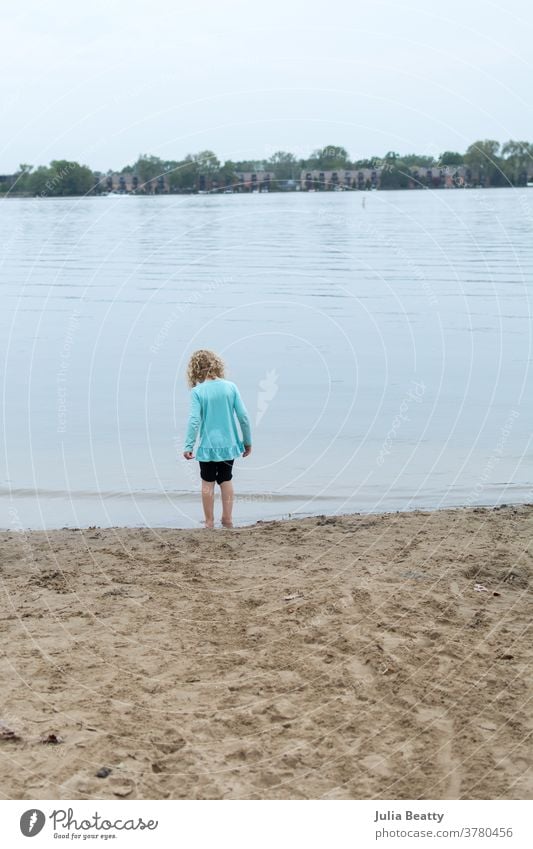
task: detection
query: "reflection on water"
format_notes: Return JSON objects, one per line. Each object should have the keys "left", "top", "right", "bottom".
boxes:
{"left": 1, "top": 189, "right": 531, "bottom": 528}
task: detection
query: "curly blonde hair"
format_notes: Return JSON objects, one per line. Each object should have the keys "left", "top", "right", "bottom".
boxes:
{"left": 186, "top": 349, "right": 226, "bottom": 388}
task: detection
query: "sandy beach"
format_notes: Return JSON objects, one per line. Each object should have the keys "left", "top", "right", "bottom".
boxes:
{"left": 1, "top": 504, "right": 531, "bottom": 800}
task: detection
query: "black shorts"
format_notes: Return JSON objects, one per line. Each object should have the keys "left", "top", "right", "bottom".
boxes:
{"left": 199, "top": 459, "right": 234, "bottom": 484}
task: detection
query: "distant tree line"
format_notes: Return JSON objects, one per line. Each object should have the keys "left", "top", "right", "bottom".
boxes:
{"left": 3, "top": 140, "right": 532, "bottom": 196}
{"left": 10, "top": 160, "right": 95, "bottom": 196}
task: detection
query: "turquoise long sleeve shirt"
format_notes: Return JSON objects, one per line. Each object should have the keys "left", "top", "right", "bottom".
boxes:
{"left": 184, "top": 378, "right": 252, "bottom": 461}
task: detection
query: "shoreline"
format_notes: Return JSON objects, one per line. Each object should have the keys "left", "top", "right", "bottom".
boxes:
{"left": 1, "top": 503, "right": 531, "bottom": 799}
{"left": 2, "top": 496, "right": 532, "bottom": 532}
{"left": 3, "top": 184, "right": 531, "bottom": 199}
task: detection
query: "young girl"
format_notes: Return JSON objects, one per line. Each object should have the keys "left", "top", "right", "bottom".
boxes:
{"left": 183, "top": 349, "right": 252, "bottom": 529}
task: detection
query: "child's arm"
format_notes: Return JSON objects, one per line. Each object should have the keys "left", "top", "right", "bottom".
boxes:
{"left": 233, "top": 385, "right": 252, "bottom": 454}
{"left": 183, "top": 388, "right": 201, "bottom": 458}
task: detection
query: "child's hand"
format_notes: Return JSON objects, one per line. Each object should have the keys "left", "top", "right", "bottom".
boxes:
{"left": 183, "top": 451, "right": 194, "bottom": 460}
{"left": 242, "top": 445, "right": 252, "bottom": 458}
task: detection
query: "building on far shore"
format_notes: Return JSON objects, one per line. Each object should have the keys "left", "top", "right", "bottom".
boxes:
{"left": 301, "top": 168, "right": 379, "bottom": 191}
{"left": 97, "top": 170, "right": 277, "bottom": 194}
{"left": 94, "top": 172, "right": 160, "bottom": 193}
{"left": 233, "top": 171, "right": 274, "bottom": 192}
{"left": 299, "top": 166, "right": 474, "bottom": 190}
{"left": 408, "top": 166, "right": 468, "bottom": 188}
{"left": 197, "top": 171, "right": 276, "bottom": 193}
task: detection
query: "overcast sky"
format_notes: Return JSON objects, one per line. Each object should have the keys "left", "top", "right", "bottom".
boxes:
{"left": 1, "top": 0, "right": 531, "bottom": 172}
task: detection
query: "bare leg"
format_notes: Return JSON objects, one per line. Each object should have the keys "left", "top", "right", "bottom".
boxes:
{"left": 201, "top": 481, "right": 215, "bottom": 528}
{"left": 220, "top": 480, "right": 234, "bottom": 527}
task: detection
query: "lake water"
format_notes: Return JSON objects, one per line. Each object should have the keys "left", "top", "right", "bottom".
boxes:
{"left": 1, "top": 189, "right": 532, "bottom": 529}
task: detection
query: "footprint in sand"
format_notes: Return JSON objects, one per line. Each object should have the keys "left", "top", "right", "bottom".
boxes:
{"left": 416, "top": 706, "right": 462, "bottom": 798}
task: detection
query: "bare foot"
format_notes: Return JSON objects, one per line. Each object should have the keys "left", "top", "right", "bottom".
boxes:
{"left": 203, "top": 519, "right": 215, "bottom": 529}
{"left": 221, "top": 520, "right": 233, "bottom": 529}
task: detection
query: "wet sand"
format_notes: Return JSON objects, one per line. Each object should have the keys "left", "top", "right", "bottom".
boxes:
{"left": 1, "top": 504, "right": 532, "bottom": 800}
